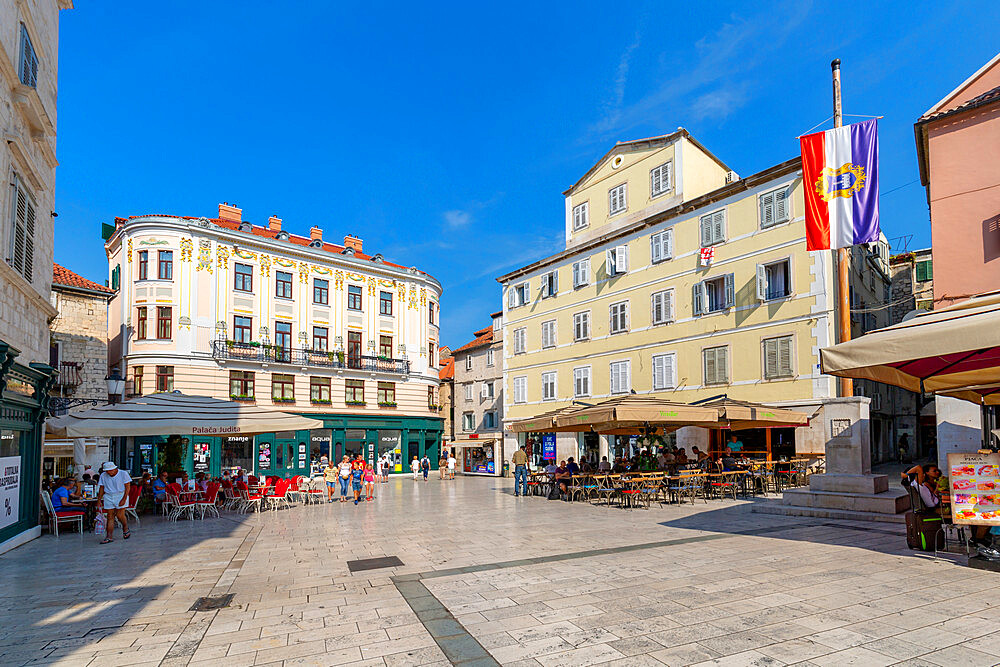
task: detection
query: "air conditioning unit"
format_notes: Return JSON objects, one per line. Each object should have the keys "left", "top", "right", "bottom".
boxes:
{"left": 725, "top": 170, "right": 740, "bottom": 184}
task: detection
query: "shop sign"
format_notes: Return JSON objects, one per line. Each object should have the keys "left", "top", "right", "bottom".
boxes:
{"left": 542, "top": 434, "right": 556, "bottom": 460}
{"left": 475, "top": 462, "right": 495, "bottom": 474}
{"left": 0, "top": 456, "right": 20, "bottom": 531}
{"left": 193, "top": 426, "right": 243, "bottom": 435}
{"left": 949, "top": 452, "right": 1000, "bottom": 525}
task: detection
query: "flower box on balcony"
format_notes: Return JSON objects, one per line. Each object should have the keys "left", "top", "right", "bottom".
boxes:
{"left": 273, "top": 397, "right": 295, "bottom": 404}
{"left": 230, "top": 394, "right": 255, "bottom": 402}
{"left": 345, "top": 400, "right": 366, "bottom": 407}
{"left": 311, "top": 399, "right": 332, "bottom": 405}
{"left": 378, "top": 401, "right": 397, "bottom": 408}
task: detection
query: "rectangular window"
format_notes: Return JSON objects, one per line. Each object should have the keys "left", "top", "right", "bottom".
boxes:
{"left": 650, "top": 162, "right": 673, "bottom": 197}
{"left": 345, "top": 379, "right": 365, "bottom": 404}
{"left": 234, "top": 263, "right": 253, "bottom": 292}
{"left": 18, "top": 24, "right": 38, "bottom": 88}
{"left": 378, "top": 382, "right": 396, "bottom": 405}
{"left": 137, "top": 250, "right": 148, "bottom": 280}
{"left": 609, "top": 360, "right": 631, "bottom": 395}
{"left": 609, "top": 301, "right": 629, "bottom": 334}
{"left": 651, "top": 290, "right": 674, "bottom": 325}
{"left": 111, "top": 264, "right": 120, "bottom": 291}
{"left": 464, "top": 383, "right": 473, "bottom": 401}
{"left": 513, "top": 376, "right": 527, "bottom": 404}
{"left": 700, "top": 209, "right": 727, "bottom": 246}
{"left": 465, "top": 355, "right": 473, "bottom": 371}
{"left": 572, "top": 201, "right": 589, "bottom": 231}
{"left": 136, "top": 307, "right": 147, "bottom": 340}
{"left": 347, "top": 284, "right": 363, "bottom": 311}
{"left": 272, "top": 373, "right": 294, "bottom": 401}
{"left": 156, "top": 365, "right": 174, "bottom": 392}
{"left": 572, "top": 259, "right": 590, "bottom": 288}
{"left": 228, "top": 370, "right": 252, "bottom": 399}
{"left": 233, "top": 316, "right": 252, "bottom": 343}
{"left": 347, "top": 331, "right": 362, "bottom": 368}
{"left": 573, "top": 311, "right": 590, "bottom": 341}
{"left": 484, "top": 380, "right": 495, "bottom": 398}
{"left": 313, "top": 326, "right": 328, "bottom": 351}
{"left": 915, "top": 260, "right": 933, "bottom": 282}
{"left": 8, "top": 176, "right": 35, "bottom": 283}
{"left": 541, "top": 320, "right": 557, "bottom": 348}
{"left": 379, "top": 291, "right": 393, "bottom": 315}
{"left": 650, "top": 229, "right": 673, "bottom": 263}
{"left": 484, "top": 411, "right": 497, "bottom": 429}
{"left": 606, "top": 245, "right": 629, "bottom": 276}
{"left": 462, "top": 413, "right": 475, "bottom": 431}
{"left": 703, "top": 346, "right": 729, "bottom": 385}
{"left": 156, "top": 306, "right": 172, "bottom": 339}
{"left": 429, "top": 301, "right": 436, "bottom": 324}
{"left": 541, "top": 271, "right": 558, "bottom": 298}
{"left": 508, "top": 281, "right": 530, "bottom": 308}
{"left": 694, "top": 274, "right": 735, "bottom": 314}
{"left": 757, "top": 260, "right": 791, "bottom": 301}
{"left": 379, "top": 335, "right": 393, "bottom": 358}
{"left": 274, "top": 321, "right": 292, "bottom": 362}
{"left": 428, "top": 386, "right": 436, "bottom": 409}
{"left": 609, "top": 183, "right": 627, "bottom": 215}
{"left": 652, "top": 353, "right": 676, "bottom": 390}
{"left": 513, "top": 327, "right": 527, "bottom": 354}
{"left": 763, "top": 336, "right": 794, "bottom": 380}
{"left": 132, "top": 366, "right": 143, "bottom": 396}
{"left": 313, "top": 279, "right": 329, "bottom": 305}
{"left": 275, "top": 271, "right": 292, "bottom": 299}
{"left": 158, "top": 250, "right": 173, "bottom": 280}
{"left": 486, "top": 348, "right": 494, "bottom": 366}
{"left": 310, "top": 377, "right": 331, "bottom": 403}
{"left": 541, "top": 371, "right": 557, "bottom": 401}
{"left": 759, "top": 186, "right": 790, "bottom": 228}
{"left": 573, "top": 366, "right": 590, "bottom": 398}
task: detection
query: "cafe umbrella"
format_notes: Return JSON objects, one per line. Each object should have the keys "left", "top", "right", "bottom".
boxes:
{"left": 697, "top": 397, "right": 812, "bottom": 430}
{"left": 552, "top": 395, "right": 718, "bottom": 431}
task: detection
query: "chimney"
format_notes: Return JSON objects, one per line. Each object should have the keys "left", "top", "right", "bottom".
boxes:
{"left": 218, "top": 202, "right": 242, "bottom": 222}
{"left": 344, "top": 235, "right": 363, "bottom": 253}
{"left": 310, "top": 226, "right": 323, "bottom": 241}
{"left": 268, "top": 216, "right": 282, "bottom": 231}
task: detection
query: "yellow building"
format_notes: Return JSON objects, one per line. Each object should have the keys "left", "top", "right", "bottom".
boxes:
{"left": 498, "top": 130, "right": 887, "bottom": 465}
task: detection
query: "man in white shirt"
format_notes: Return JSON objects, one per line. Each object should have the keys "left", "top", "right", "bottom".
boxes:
{"left": 447, "top": 454, "right": 457, "bottom": 479}
{"left": 96, "top": 462, "right": 131, "bottom": 544}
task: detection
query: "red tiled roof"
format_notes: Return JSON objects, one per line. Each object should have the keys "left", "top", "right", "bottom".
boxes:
{"left": 439, "top": 357, "right": 454, "bottom": 381}
{"left": 452, "top": 326, "right": 494, "bottom": 355}
{"left": 919, "top": 84, "right": 1000, "bottom": 123}
{"left": 53, "top": 263, "right": 114, "bottom": 294}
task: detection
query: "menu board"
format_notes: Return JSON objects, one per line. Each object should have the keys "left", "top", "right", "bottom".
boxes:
{"left": 948, "top": 452, "right": 1000, "bottom": 525}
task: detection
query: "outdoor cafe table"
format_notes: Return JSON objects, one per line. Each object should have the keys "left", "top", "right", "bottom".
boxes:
{"left": 79, "top": 498, "right": 100, "bottom": 531}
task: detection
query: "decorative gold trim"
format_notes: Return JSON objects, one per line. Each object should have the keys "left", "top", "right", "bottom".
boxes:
{"left": 138, "top": 238, "right": 169, "bottom": 246}
{"left": 298, "top": 262, "right": 309, "bottom": 283}
{"left": 234, "top": 248, "right": 257, "bottom": 260}
{"left": 196, "top": 239, "right": 213, "bottom": 273}
{"left": 179, "top": 238, "right": 193, "bottom": 262}
{"left": 334, "top": 270, "right": 344, "bottom": 290}
{"left": 311, "top": 265, "right": 331, "bottom": 275}
{"left": 274, "top": 258, "right": 295, "bottom": 268}
{"left": 368, "top": 277, "right": 377, "bottom": 295}
{"left": 217, "top": 246, "right": 230, "bottom": 269}
{"left": 814, "top": 162, "right": 867, "bottom": 202}
{"left": 127, "top": 239, "right": 133, "bottom": 263}
{"left": 259, "top": 255, "right": 271, "bottom": 276}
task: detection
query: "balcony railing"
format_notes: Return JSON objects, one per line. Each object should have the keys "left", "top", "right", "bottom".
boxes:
{"left": 211, "top": 340, "right": 410, "bottom": 375}
{"left": 55, "top": 361, "right": 82, "bottom": 389}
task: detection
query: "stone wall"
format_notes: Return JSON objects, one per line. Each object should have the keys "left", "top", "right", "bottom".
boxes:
{"left": 50, "top": 289, "right": 109, "bottom": 401}
{"left": 453, "top": 341, "right": 503, "bottom": 439}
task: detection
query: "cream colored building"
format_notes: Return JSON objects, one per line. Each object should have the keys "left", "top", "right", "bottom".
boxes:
{"left": 105, "top": 203, "right": 444, "bottom": 478}
{"left": 498, "top": 130, "right": 887, "bottom": 466}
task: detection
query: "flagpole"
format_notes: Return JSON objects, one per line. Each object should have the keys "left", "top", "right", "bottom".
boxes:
{"left": 832, "top": 58, "right": 853, "bottom": 397}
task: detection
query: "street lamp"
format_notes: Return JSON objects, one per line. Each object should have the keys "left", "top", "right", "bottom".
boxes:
{"left": 106, "top": 370, "right": 126, "bottom": 405}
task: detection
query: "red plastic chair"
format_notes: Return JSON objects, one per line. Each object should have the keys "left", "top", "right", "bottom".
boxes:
{"left": 165, "top": 483, "right": 197, "bottom": 521}
{"left": 197, "top": 482, "right": 221, "bottom": 518}
{"left": 236, "top": 481, "right": 262, "bottom": 513}
{"left": 265, "top": 478, "right": 291, "bottom": 510}
{"left": 123, "top": 484, "right": 143, "bottom": 527}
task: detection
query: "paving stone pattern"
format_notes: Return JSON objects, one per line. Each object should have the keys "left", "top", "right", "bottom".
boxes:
{"left": 2, "top": 477, "right": 1000, "bottom": 666}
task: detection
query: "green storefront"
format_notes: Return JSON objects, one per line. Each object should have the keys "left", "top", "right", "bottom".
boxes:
{"left": 0, "top": 342, "right": 56, "bottom": 553}
{"left": 130, "top": 413, "right": 443, "bottom": 478}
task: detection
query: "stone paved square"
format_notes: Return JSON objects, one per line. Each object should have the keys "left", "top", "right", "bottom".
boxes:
{"left": 3, "top": 477, "right": 1000, "bottom": 666}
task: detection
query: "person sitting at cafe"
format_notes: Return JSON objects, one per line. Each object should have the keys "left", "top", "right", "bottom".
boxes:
{"left": 566, "top": 457, "right": 580, "bottom": 476}
{"left": 152, "top": 471, "right": 169, "bottom": 505}
{"left": 180, "top": 471, "right": 194, "bottom": 491}
{"left": 674, "top": 448, "right": 689, "bottom": 465}
{"left": 51, "top": 478, "right": 84, "bottom": 514}
{"left": 720, "top": 452, "right": 738, "bottom": 472}
{"left": 611, "top": 457, "right": 627, "bottom": 473}
{"left": 543, "top": 460, "right": 557, "bottom": 477}
{"left": 554, "top": 461, "right": 571, "bottom": 496}
{"left": 194, "top": 472, "right": 208, "bottom": 493}
{"left": 598, "top": 456, "right": 611, "bottom": 472}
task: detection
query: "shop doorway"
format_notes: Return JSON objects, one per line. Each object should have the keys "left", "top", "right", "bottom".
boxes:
{"left": 345, "top": 428, "right": 366, "bottom": 460}
{"left": 221, "top": 435, "right": 253, "bottom": 475}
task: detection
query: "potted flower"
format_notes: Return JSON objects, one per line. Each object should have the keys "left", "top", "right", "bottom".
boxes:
{"left": 336, "top": 351, "right": 345, "bottom": 364}
{"left": 378, "top": 401, "right": 397, "bottom": 408}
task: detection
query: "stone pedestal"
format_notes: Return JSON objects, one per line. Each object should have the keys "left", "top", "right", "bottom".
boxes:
{"left": 754, "top": 397, "right": 911, "bottom": 523}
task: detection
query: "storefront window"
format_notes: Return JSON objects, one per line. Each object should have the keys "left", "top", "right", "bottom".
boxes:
{"left": 378, "top": 430, "right": 401, "bottom": 471}
{"left": 310, "top": 430, "right": 331, "bottom": 466}
{"left": 463, "top": 444, "right": 495, "bottom": 474}
{"left": 579, "top": 432, "right": 600, "bottom": 468}
{"left": 222, "top": 436, "right": 252, "bottom": 473}
{"left": 345, "top": 428, "right": 365, "bottom": 459}
{"left": 0, "top": 430, "right": 22, "bottom": 457}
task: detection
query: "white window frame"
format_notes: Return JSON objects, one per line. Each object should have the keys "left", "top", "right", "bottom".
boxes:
{"left": 573, "top": 366, "right": 591, "bottom": 398}
{"left": 703, "top": 346, "right": 729, "bottom": 386}
{"left": 606, "top": 245, "right": 629, "bottom": 277}
{"left": 759, "top": 185, "right": 791, "bottom": 229}
{"left": 651, "top": 352, "right": 677, "bottom": 390}
{"left": 513, "top": 327, "right": 527, "bottom": 354}
{"left": 572, "top": 201, "right": 589, "bottom": 231}
{"left": 541, "top": 270, "right": 558, "bottom": 298}
{"left": 465, "top": 355, "right": 473, "bottom": 371}
{"left": 609, "top": 360, "right": 631, "bottom": 395}
{"left": 609, "top": 300, "right": 629, "bottom": 334}
{"left": 651, "top": 289, "right": 674, "bottom": 326}
{"left": 693, "top": 273, "right": 735, "bottom": 315}
{"left": 464, "top": 383, "right": 473, "bottom": 401}
{"left": 508, "top": 281, "right": 530, "bottom": 309}
{"left": 484, "top": 380, "right": 495, "bottom": 398}
{"left": 756, "top": 258, "right": 792, "bottom": 302}
{"left": 513, "top": 376, "right": 527, "bottom": 404}
{"left": 573, "top": 311, "right": 590, "bottom": 341}
{"left": 699, "top": 208, "right": 727, "bottom": 246}
{"left": 650, "top": 161, "right": 673, "bottom": 198}
{"left": 462, "top": 412, "right": 475, "bottom": 431}
{"left": 608, "top": 183, "right": 627, "bottom": 216}
{"left": 650, "top": 229, "right": 673, "bottom": 264}
{"left": 541, "top": 371, "right": 557, "bottom": 402}
{"left": 541, "top": 320, "right": 557, "bottom": 349}
{"left": 762, "top": 335, "right": 794, "bottom": 380}
{"left": 572, "top": 259, "right": 590, "bottom": 288}
{"left": 486, "top": 348, "right": 495, "bottom": 366}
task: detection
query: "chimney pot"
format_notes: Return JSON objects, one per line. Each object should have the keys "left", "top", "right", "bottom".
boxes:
{"left": 268, "top": 216, "right": 282, "bottom": 231}
{"left": 218, "top": 203, "right": 242, "bottom": 222}
{"left": 310, "top": 226, "right": 322, "bottom": 241}
{"left": 343, "top": 235, "right": 363, "bottom": 254}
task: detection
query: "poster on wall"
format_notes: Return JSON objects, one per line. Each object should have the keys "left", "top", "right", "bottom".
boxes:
{"left": 0, "top": 456, "right": 20, "bottom": 531}
{"left": 194, "top": 442, "right": 210, "bottom": 473}
{"left": 948, "top": 452, "right": 1000, "bottom": 525}
{"left": 258, "top": 444, "right": 271, "bottom": 470}
{"left": 298, "top": 443, "right": 307, "bottom": 469}
{"left": 542, "top": 434, "right": 556, "bottom": 461}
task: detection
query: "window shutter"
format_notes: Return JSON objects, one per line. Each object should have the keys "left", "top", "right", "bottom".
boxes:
{"left": 693, "top": 282, "right": 705, "bottom": 316}
{"left": 606, "top": 249, "right": 614, "bottom": 276}
{"left": 651, "top": 168, "right": 661, "bottom": 196}
{"left": 582, "top": 260, "right": 589, "bottom": 284}
{"left": 760, "top": 191, "right": 774, "bottom": 228}
{"left": 572, "top": 263, "right": 580, "bottom": 287}
{"left": 775, "top": 188, "right": 788, "bottom": 223}
{"left": 764, "top": 339, "right": 778, "bottom": 379}
{"left": 664, "top": 163, "right": 672, "bottom": 192}
{"left": 551, "top": 271, "right": 558, "bottom": 294}
{"left": 653, "top": 356, "right": 664, "bottom": 389}
{"left": 700, "top": 216, "right": 711, "bottom": 247}
{"left": 665, "top": 290, "right": 674, "bottom": 322}
{"left": 756, "top": 264, "right": 767, "bottom": 301}
{"left": 616, "top": 245, "right": 628, "bottom": 273}
{"left": 779, "top": 337, "right": 793, "bottom": 377}
{"left": 664, "top": 354, "right": 674, "bottom": 388}
{"left": 507, "top": 288, "right": 515, "bottom": 309}
{"left": 718, "top": 347, "right": 728, "bottom": 383}
{"left": 665, "top": 229, "right": 673, "bottom": 259}
{"left": 704, "top": 349, "right": 716, "bottom": 385}
{"left": 11, "top": 186, "right": 27, "bottom": 278}
{"left": 724, "top": 273, "right": 735, "bottom": 308}
{"left": 713, "top": 210, "right": 725, "bottom": 243}
{"left": 650, "top": 234, "right": 661, "bottom": 263}
{"left": 651, "top": 292, "right": 662, "bottom": 324}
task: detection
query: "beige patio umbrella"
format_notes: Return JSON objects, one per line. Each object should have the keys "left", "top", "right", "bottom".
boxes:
{"left": 508, "top": 405, "right": 589, "bottom": 433}
{"left": 698, "top": 397, "right": 811, "bottom": 430}
{"left": 937, "top": 383, "right": 1000, "bottom": 407}
{"left": 553, "top": 395, "right": 718, "bottom": 431}
{"left": 46, "top": 392, "right": 324, "bottom": 438}
{"left": 820, "top": 293, "right": 1000, "bottom": 396}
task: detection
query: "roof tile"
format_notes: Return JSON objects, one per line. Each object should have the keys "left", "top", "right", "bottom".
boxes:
{"left": 53, "top": 263, "right": 114, "bottom": 294}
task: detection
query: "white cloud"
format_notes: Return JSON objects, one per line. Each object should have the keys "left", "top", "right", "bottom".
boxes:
{"left": 443, "top": 209, "right": 472, "bottom": 228}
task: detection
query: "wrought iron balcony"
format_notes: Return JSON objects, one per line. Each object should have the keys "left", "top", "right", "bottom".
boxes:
{"left": 211, "top": 340, "right": 410, "bottom": 375}
{"left": 55, "top": 361, "right": 82, "bottom": 390}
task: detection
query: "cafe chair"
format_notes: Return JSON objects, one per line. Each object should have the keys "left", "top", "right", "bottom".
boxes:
{"left": 197, "top": 482, "right": 222, "bottom": 518}
{"left": 265, "top": 478, "right": 292, "bottom": 510}
{"left": 236, "top": 481, "right": 263, "bottom": 513}
{"left": 122, "top": 484, "right": 143, "bottom": 527}
{"left": 165, "top": 483, "right": 197, "bottom": 521}
{"left": 40, "top": 492, "right": 84, "bottom": 537}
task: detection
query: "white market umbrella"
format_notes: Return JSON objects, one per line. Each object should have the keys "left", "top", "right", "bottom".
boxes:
{"left": 46, "top": 392, "right": 323, "bottom": 438}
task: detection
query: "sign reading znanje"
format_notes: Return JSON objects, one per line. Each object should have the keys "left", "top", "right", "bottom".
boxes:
{"left": 948, "top": 452, "right": 1000, "bottom": 526}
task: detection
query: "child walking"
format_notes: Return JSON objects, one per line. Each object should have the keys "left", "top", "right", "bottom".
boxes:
{"left": 363, "top": 463, "right": 376, "bottom": 501}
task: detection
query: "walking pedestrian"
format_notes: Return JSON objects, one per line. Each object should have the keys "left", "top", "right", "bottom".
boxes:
{"left": 421, "top": 455, "right": 430, "bottom": 481}
{"left": 439, "top": 451, "right": 448, "bottom": 480}
{"left": 511, "top": 445, "right": 528, "bottom": 497}
{"left": 411, "top": 456, "right": 420, "bottom": 480}
{"left": 447, "top": 452, "right": 457, "bottom": 480}
{"left": 337, "top": 456, "right": 351, "bottom": 502}
{"left": 363, "top": 463, "right": 376, "bottom": 500}
{"left": 96, "top": 462, "right": 130, "bottom": 544}
{"left": 351, "top": 463, "right": 364, "bottom": 505}
{"left": 324, "top": 459, "right": 339, "bottom": 502}
{"left": 381, "top": 454, "right": 391, "bottom": 482}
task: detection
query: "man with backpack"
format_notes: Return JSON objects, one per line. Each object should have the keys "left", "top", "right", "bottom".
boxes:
{"left": 420, "top": 455, "right": 431, "bottom": 481}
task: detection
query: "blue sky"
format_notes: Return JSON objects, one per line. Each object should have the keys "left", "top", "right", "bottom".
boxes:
{"left": 54, "top": 1, "right": 999, "bottom": 348}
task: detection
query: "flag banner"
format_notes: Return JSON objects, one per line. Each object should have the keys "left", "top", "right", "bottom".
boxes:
{"left": 699, "top": 247, "right": 715, "bottom": 266}
{"left": 800, "top": 118, "right": 880, "bottom": 251}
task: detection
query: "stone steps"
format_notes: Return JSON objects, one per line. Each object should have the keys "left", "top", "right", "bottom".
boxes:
{"left": 778, "top": 486, "right": 909, "bottom": 514}
{"left": 752, "top": 502, "right": 907, "bottom": 523}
